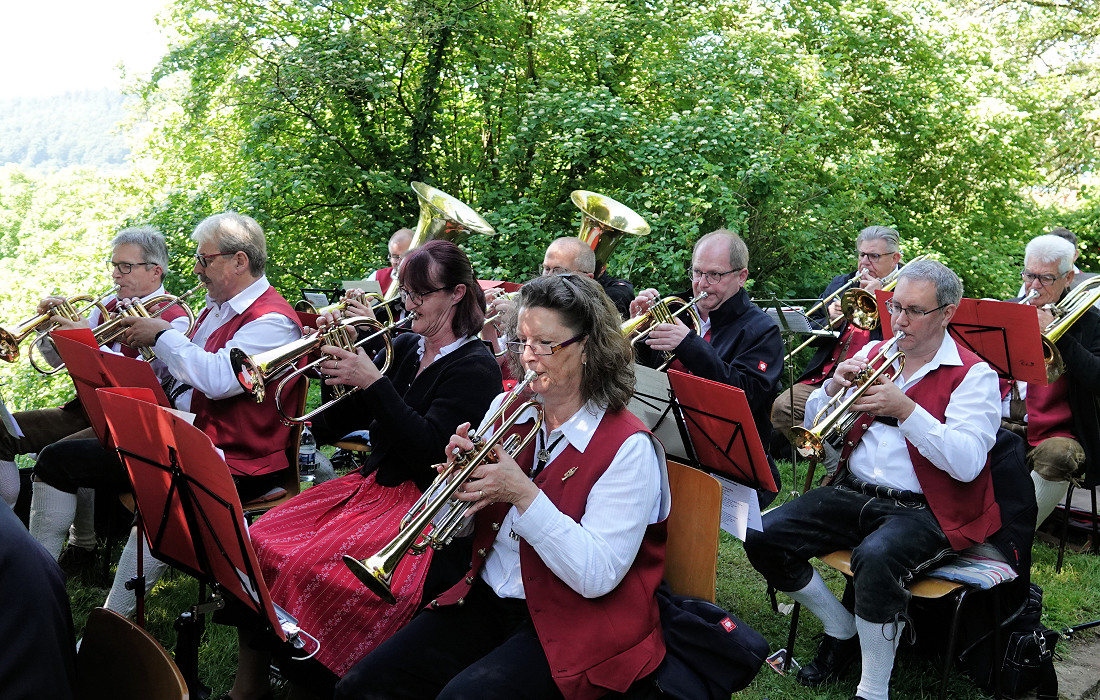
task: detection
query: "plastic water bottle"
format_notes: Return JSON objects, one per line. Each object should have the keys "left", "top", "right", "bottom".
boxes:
{"left": 298, "top": 423, "right": 317, "bottom": 481}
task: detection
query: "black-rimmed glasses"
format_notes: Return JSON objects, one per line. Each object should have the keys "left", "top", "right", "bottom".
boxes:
{"left": 397, "top": 286, "right": 450, "bottom": 306}
{"left": 194, "top": 251, "right": 237, "bottom": 268}
{"left": 885, "top": 300, "right": 948, "bottom": 318}
{"left": 1020, "top": 270, "right": 1064, "bottom": 287}
{"left": 688, "top": 267, "right": 742, "bottom": 285}
{"left": 505, "top": 334, "right": 586, "bottom": 356}
{"left": 108, "top": 261, "right": 156, "bottom": 274}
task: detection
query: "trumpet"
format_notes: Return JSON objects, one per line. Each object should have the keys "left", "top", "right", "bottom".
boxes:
{"left": 789, "top": 332, "right": 905, "bottom": 461}
{"left": 344, "top": 370, "right": 543, "bottom": 603}
{"left": 230, "top": 312, "right": 416, "bottom": 423}
{"left": 481, "top": 291, "right": 520, "bottom": 357}
{"left": 1039, "top": 276, "right": 1100, "bottom": 382}
{"left": 294, "top": 290, "right": 398, "bottom": 326}
{"left": 1, "top": 286, "right": 118, "bottom": 364}
{"left": 621, "top": 292, "right": 708, "bottom": 370}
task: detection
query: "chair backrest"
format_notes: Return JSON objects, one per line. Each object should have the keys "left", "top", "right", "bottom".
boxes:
{"left": 664, "top": 460, "right": 723, "bottom": 602}
{"left": 76, "top": 607, "right": 188, "bottom": 700}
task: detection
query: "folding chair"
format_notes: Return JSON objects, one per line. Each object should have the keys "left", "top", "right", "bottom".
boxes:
{"left": 77, "top": 607, "right": 188, "bottom": 700}
{"left": 664, "top": 460, "right": 723, "bottom": 601}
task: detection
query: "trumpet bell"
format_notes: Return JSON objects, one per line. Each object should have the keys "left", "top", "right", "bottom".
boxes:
{"left": 343, "top": 553, "right": 398, "bottom": 605}
{"left": 571, "top": 190, "right": 650, "bottom": 274}
{"left": 789, "top": 426, "right": 826, "bottom": 461}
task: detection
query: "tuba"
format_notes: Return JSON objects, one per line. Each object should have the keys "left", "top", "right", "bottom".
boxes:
{"left": 1039, "top": 276, "right": 1100, "bottom": 383}
{"left": 1, "top": 287, "right": 118, "bottom": 364}
{"left": 571, "top": 190, "right": 650, "bottom": 275}
{"left": 381, "top": 182, "right": 496, "bottom": 301}
{"left": 789, "top": 332, "right": 905, "bottom": 461}
{"left": 622, "top": 292, "right": 708, "bottom": 370}
{"left": 230, "top": 313, "right": 415, "bottom": 423}
{"left": 344, "top": 371, "right": 543, "bottom": 603}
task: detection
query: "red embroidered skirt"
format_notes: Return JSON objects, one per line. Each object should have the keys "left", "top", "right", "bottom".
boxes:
{"left": 250, "top": 471, "right": 432, "bottom": 675}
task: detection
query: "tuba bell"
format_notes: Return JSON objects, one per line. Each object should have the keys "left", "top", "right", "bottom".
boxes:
{"left": 381, "top": 182, "right": 496, "bottom": 301}
{"left": 571, "top": 190, "right": 650, "bottom": 275}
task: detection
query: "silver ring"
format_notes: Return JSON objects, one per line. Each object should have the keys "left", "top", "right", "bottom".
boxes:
{"left": 478, "top": 490, "right": 484, "bottom": 499}
{"left": 334, "top": 361, "right": 339, "bottom": 370}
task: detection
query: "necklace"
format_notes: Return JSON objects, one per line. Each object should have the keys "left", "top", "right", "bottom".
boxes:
{"left": 532, "top": 432, "right": 566, "bottom": 478}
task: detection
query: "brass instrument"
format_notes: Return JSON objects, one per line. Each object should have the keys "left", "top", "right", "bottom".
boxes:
{"left": 570, "top": 190, "right": 651, "bottom": 274}
{"left": 294, "top": 291, "right": 396, "bottom": 326}
{"left": 1, "top": 287, "right": 118, "bottom": 364}
{"left": 1039, "top": 276, "right": 1100, "bottom": 382}
{"left": 622, "top": 292, "right": 708, "bottom": 370}
{"left": 344, "top": 370, "right": 543, "bottom": 603}
{"left": 83, "top": 283, "right": 204, "bottom": 367}
{"left": 481, "top": 291, "right": 520, "bottom": 358}
{"left": 789, "top": 332, "right": 905, "bottom": 461}
{"left": 230, "top": 313, "right": 416, "bottom": 423}
{"left": 381, "top": 182, "right": 496, "bottom": 301}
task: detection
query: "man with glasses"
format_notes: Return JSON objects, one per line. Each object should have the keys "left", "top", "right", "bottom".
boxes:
{"left": 367, "top": 227, "right": 414, "bottom": 295}
{"left": 1003, "top": 233, "right": 1100, "bottom": 527}
{"left": 3, "top": 228, "right": 189, "bottom": 576}
{"left": 29, "top": 212, "right": 305, "bottom": 618}
{"left": 771, "top": 226, "right": 902, "bottom": 453}
{"left": 746, "top": 260, "right": 1001, "bottom": 700}
{"left": 629, "top": 228, "right": 784, "bottom": 502}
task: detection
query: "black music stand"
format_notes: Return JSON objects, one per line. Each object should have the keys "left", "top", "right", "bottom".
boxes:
{"left": 628, "top": 364, "right": 689, "bottom": 462}
{"left": 98, "top": 390, "right": 317, "bottom": 696}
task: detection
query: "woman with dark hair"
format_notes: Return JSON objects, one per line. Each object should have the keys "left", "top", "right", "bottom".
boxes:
{"left": 336, "top": 273, "right": 671, "bottom": 700}
{"left": 218, "top": 240, "right": 502, "bottom": 700}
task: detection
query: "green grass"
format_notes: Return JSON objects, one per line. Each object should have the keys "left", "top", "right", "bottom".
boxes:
{"left": 66, "top": 459, "right": 1100, "bottom": 699}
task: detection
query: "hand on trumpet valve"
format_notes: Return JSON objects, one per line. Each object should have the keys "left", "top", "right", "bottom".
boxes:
{"left": 849, "top": 378, "right": 915, "bottom": 422}
{"left": 826, "top": 357, "right": 869, "bottom": 396}
{"left": 628, "top": 288, "right": 660, "bottom": 318}
{"left": 320, "top": 343, "right": 381, "bottom": 389}
{"left": 644, "top": 320, "right": 690, "bottom": 352}
{"left": 341, "top": 290, "right": 375, "bottom": 320}
{"left": 121, "top": 316, "right": 172, "bottom": 348}
{"left": 35, "top": 295, "right": 68, "bottom": 315}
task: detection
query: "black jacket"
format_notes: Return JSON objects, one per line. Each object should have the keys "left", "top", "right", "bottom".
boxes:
{"left": 598, "top": 271, "right": 635, "bottom": 320}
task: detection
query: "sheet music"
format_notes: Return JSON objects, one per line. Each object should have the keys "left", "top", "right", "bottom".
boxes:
{"left": 627, "top": 364, "right": 687, "bottom": 460}
{"left": 765, "top": 306, "right": 813, "bottom": 334}
{"left": 0, "top": 390, "right": 23, "bottom": 438}
{"left": 344, "top": 279, "right": 383, "bottom": 296}
{"left": 711, "top": 474, "right": 762, "bottom": 540}
{"left": 303, "top": 292, "right": 329, "bottom": 310}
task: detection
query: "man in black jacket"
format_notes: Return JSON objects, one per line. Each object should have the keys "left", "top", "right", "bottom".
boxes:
{"left": 771, "top": 225, "right": 902, "bottom": 446}
{"left": 631, "top": 229, "right": 783, "bottom": 502}
{"left": 1003, "top": 232, "right": 1100, "bottom": 526}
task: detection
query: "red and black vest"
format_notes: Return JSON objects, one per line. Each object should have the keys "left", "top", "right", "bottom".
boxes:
{"left": 188, "top": 286, "right": 305, "bottom": 477}
{"left": 433, "top": 409, "right": 666, "bottom": 700}
{"left": 839, "top": 340, "right": 1001, "bottom": 550}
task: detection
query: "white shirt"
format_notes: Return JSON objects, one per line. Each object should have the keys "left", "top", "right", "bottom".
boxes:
{"left": 154, "top": 276, "right": 301, "bottom": 411}
{"left": 479, "top": 397, "right": 669, "bottom": 600}
{"left": 36, "top": 285, "right": 190, "bottom": 368}
{"left": 804, "top": 333, "right": 999, "bottom": 492}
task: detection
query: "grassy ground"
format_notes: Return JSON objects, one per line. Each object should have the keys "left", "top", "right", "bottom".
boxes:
{"left": 66, "top": 459, "right": 1100, "bottom": 699}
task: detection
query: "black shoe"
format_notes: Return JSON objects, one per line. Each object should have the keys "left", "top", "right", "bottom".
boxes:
{"left": 796, "top": 633, "right": 860, "bottom": 687}
{"left": 57, "top": 545, "right": 97, "bottom": 581}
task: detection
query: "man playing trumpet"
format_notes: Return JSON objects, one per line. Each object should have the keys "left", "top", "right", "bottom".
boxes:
{"left": 771, "top": 225, "right": 902, "bottom": 446}
{"left": 745, "top": 260, "right": 1001, "bottom": 700}
{"left": 1003, "top": 233, "right": 1100, "bottom": 527}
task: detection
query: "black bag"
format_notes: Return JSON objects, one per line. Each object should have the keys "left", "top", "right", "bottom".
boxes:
{"left": 652, "top": 583, "right": 769, "bottom": 700}
{"left": 956, "top": 583, "right": 1059, "bottom": 699}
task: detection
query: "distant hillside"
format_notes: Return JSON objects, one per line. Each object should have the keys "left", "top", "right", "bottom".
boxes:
{"left": 0, "top": 90, "right": 131, "bottom": 170}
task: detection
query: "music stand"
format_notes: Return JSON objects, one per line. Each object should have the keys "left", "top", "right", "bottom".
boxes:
{"left": 666, "top": 369, "right": 776, "bottom": 492}
{"left": 877, "top": 291, "right": 1047, "bottom": 384}
{"left": 97, "top": 390, "right": 317, "bottom": 693}
{"left": 627, "top": 364, "right": 689, "bottom": 462}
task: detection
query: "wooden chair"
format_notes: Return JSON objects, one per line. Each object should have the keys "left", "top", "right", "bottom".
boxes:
{"left": 76, "top": 607, "right": 189, "bottom": 700}
{"left": 664, "top": 460, "right": 723, "bottom": 602}
{"left": 242, "top": 376, "right": 309, "bottom": 519}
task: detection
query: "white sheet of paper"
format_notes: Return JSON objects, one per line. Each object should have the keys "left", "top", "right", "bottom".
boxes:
{"left": 711, "top": 474, "right": 762, "bottom": 540}
{"left": 627, "top": 363, "right": 687, "bottom": 461}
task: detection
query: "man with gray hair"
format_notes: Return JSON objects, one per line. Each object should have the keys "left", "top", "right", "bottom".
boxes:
{"left": 1003, "top": 233, "right": 1100, "bottom": 527}
{"left": 745, "top": 260, "right": 1001, "bottom": 700}
{"left": 4, "top": 227, "right": 189, "bottom": 576}
{"left": 29, "top": 212, "right": 305, "bottom": 618}
{"left": 771, "top": 225, "right": 902, "bottom": 445}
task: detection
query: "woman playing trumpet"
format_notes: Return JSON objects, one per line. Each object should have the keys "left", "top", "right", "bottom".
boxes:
{"left": 220, "top": 240, "right": 501, "bottom": 700}
{"left": 336, "top": 273, "right": 670, "bottom": 700}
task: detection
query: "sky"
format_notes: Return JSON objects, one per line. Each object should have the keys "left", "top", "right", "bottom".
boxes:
{"left": 0, "top": 0, "right": 171, "bottom": 99}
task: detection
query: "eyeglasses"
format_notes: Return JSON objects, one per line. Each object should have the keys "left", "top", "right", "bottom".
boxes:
{"left": 688, "top": 267, "right": 743, "bottom": 285}
{"left": 389, "top": 254, "right": 403, "bottom": 265}
{"left": 541, "top": 265, "right": 592, "bottom": 277}
{"left": 1020, "top": 270, "right": 1065, "bottom": 287}
{"left": 397, "top": 286, "right": 450, "bottom": 306}
{"left": 505, "top": 334, "right": 586, "bottom": 356}
{"left": 857, "top": 251, "right": 893, "bottom": 262}
{"left": 108, "top": 261, "right": 156, "bottom": 274}
{"left": 194, "top": 251, "right": 237, "bottom": 268}
{"left": 885, "top": 300, "right": 948, "bottom": 318}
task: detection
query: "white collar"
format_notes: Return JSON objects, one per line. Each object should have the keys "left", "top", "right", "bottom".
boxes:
{"left": 417, "top": 334, "right": 476, "bottom": 362}
{"left": 205, "top": 276, "right": 270, "bottom": 316}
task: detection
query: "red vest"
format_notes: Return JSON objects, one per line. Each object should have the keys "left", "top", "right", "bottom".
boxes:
{"left": 808, "top": 324, "right": 871, "bottom": 386}
{"left": 375, "top": 267, "right": 395, "bottom": 295}
{"left": 839, "top": 340, "right": 1001, "bottom": 551}
{"left": 433, "top": 409, "right": 666, "bottom": 700}
{"left": 1024, "top": 377, "right": 1075, "bottom": 445}
{"left": 188, "top": 286, "right": 305, "bottom": 477}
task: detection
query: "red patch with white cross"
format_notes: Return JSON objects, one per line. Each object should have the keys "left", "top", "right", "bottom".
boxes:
{"left": 758, "top": 361, "right": 768, "bottom": 372}
{"left": 720, "top": 617, "right": 736, "bottom": 632}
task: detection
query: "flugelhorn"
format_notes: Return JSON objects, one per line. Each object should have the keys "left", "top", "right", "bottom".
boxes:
{"left": 1, "top": 286, "right": 118, "bottom": 364}
{"left": 1039, "top": 276, "right": 1100, "bottom": 383}
{"left": 789, "top": 332, "right": 905, "bottom": 461}
{"left": 343, "top": 370, "right": 543, "bottom": 603}
{"left": 571, "top": 190, "right": 650, "bottom": 274}
{"left": 622, "top": 292, "right": 708, "bottom": 370}
{"left": 231, "top": 312, "right": 415, "bottom": 423}
{"left": 381, "top": 182, "right": 496, "bottom": 301}
{"left": 294, "top": 290, "right": 398, "bottom": 325}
